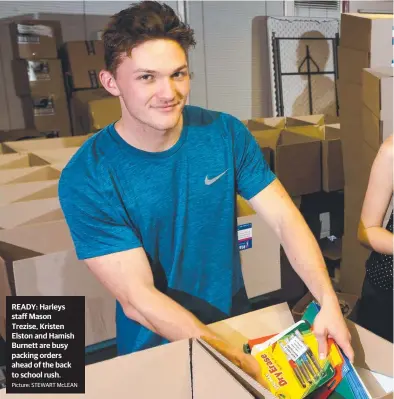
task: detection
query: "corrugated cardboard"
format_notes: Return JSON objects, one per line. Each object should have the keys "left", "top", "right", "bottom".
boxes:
{"left": 0, "top": 152, "right": 47, "bottom": 170}
{"left": 89, "top": 96, "right": 121, "bottom": 130}
{"left": 362, "top": 67, "right": 394, "bottom": 121}
{"left": 8, "top": 21, "right": 59, "bottom": 59}
{"left": 3, "top": 134, "right": 88, "bottom": 153}
{"left": 0, "top": 198, "right": 63, "bottom": 229}
{"left": 338, "top": 81, "right": 363, "bottom": 128}
{"left": 31, "top": 93, "right": 71, "bottom": 137}
{"left": 253, "top": 129, "right": 321, "bottom": 197}
{"left": 63, "top": 40, "right": 105, "bottom": 90}
{"left": 0, "top": 128, "right": 41, "bottom": 143}
{"left": 340, "top": 13, "right": 393, "bottom": 54}
{"left": 70, "top": 89, "right": 111, "bottom": 135}
{"left": 29, "top": 147, "right": 79, "bottom": 164}
{"left": 0, "top": 165, "right": 60, "bottom": 185}
{"left": 362, "top": 104, "right": 393, "bottom": 152}
{"left": 0, "top": 23, "right": 36, "bottom": 131}
{"left": 0, "top": 180, "right": 58, "bottom": 206}
{"left": 338, "top": 46, "right": 372, "bottom": 85}
{"left": 12, "top": 59, "right": 66, "bottom": 97}
{"left": 236, "top": 196, "right": 281, "bottom": 299}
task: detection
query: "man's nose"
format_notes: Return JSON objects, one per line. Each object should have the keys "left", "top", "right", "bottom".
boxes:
{"left": 157, "top": 78, "right": 176, "bottom": 100}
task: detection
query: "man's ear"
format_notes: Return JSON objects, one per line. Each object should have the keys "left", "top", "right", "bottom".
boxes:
{"left": 99, "top": 69, "right": 120, "bottom": 96}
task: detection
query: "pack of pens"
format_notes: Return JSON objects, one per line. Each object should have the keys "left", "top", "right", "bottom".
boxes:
{"left": 246, "top": 319, "right": 345, "bottom": 399}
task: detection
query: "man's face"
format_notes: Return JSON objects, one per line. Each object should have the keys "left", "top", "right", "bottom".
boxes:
{"left": 113, "top": 39, "right": 190, "bottom": 132}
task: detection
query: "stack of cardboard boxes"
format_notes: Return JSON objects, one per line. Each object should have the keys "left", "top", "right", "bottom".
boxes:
{"left": 0, "top": 20, "right": 71, "bottom": 139}
{"left": 338, "top": 13, "right": 393, "bottom": 295}
{"left": 62, "top": 40, "right": 121, "bottom": 135}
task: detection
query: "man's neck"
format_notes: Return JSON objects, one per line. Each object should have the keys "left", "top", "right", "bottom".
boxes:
{"left": 114, "top": 114, "right": 183, "bottom": 153}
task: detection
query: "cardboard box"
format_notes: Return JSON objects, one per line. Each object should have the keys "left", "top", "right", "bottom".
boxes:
{"left": 292, "top": 291, "right": 359, "bottom": 322}
{"left": 338, "top": 81, "right": 363, "bottom": 129}
{"left": 286, "top": 114, "right": 326, "bottom": 127}
{"left": 63, "top": 40, "right": 105, "bottom": 90}
{"left": 89, "top": 96, "right": 121, "bottom": 131}
{"left": 0, "top": 152, "right": 47, "bottom": 170}
{"left": 12, "top": 59, "right": 66, "bottom": 97}
{"left": 340, "top": 13, "right": 393, "bottom": 54}
{"left": 0, "top": 180, "right": 59, "bottom": 206}
{"left": 362, "top": 67, "right": 394, "bottom": 121}
{"left": 243, "top": 117, "right": 285, "bottom": 130}
{"left": 3, "top": 134, "right": 88, "bottom": 153}
{"left": 29, "top": 147, "right": 79, "bottom": 164}
{"left": 252, "top": 129, "right": 322, "bottom": 196}
{"left": 0, "top": 198, "right": 63, "bottom": 230}
{"left": 8, "top": 21, "right": 59, "bottom": 59}
{"left": 0, "top": 128, "right": 41, "bottom": 144}
{"left": 0, "top": 165, "right": 60, "bottom": 185}
{"left": 362, "top": 104, "right": 393, "bottom": 152}
{"left": 30, "top": 93, "right": 71, "bottom": 137}
{"left": 70, "top": 89, "right": 111, "bottom": 135}
{"left": 0, "top": 24, "right": 38, "bottom": 130}
{"left": 236, "top": 196, "right": 281, "bottom": 299}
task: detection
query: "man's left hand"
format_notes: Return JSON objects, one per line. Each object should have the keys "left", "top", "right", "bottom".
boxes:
{"left": 313, "top": 295, "right": 354, "bottom": 362}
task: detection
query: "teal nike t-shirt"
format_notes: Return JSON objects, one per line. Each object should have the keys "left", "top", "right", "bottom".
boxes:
{"left": 58, "top": 105, "right": 276, "bottom": 355}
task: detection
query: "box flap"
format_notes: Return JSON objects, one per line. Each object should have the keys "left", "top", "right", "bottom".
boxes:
{"left": 208, "top": 303, "right": 294, "bottom": 349}
{"left": 29, "top": 147, "right": 79, "bottom": 164}
{"left": 0, "top": 197, "right": 62, "bottom": 229}
{"left": 346, "top": 319, "right": 394, "bottom": 377}
{"left": 278, "top": 130, "right": 321, "bottom": 146}
{"left": 0, "top": 165, "right": 60, "bottom": 185}
{"left": 0, "top": 220, "right": 73, "bottom": 261}
{"left": 252, "top": 129, "right": 281, "bottom": 150}
{"left": 0, "top": 180, "right": 58, "bottom": 206}
{"left": 246, "top": 120, "right": 277, "bottom": 132}
{"left": 324, "top": 123, "right": 341, "bottom": 140}
{"left": 285, "top": 125, "right": 325, "bottom": 140}
{"left": 12, "top": 250, "right": 115, "bottom": 347}
{"left": 286, "top": 114, "right": 325, "bottom": 127}
{"left": 4, "top": 135, "right": 88, "bottom": 152}
{"left": 192, "top": 339, "right": 255, "bottom": 398}
{"left": 0, "top": 153, "right": 30, "bottom": 170}
{"left": 196, "top": 339, "right": 276, "bottom": 398}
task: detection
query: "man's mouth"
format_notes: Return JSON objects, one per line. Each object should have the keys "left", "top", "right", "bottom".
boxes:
{"left": 153, "top": 103, "right": 180, "bottom": 111}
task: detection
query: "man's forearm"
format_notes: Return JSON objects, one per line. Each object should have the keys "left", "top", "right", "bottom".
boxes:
{"left": 280, "top": 209, "right": 336, "bottom": 305}
{"left": 123, "top": 287, "right": 220, "bottom": 342}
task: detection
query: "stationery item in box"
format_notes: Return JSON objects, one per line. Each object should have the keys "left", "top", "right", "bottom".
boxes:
{"left": 249, "top": 319, "right": 342, "bottom": 399}
{"left": 12, "top": 59, "right": 65, "bottom": 97}
{"left": 9, "top": 21, "right": 59, "bottom": 59}
{"left": 63, "top": 40, "right": 105, "bottom": 90}
{"left": 31, "top": 94, "right": 71, "bottom": 137}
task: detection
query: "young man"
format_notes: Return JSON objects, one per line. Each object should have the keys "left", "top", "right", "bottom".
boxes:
{"left": 59, "top": 0, "right": 353, "bottom": 370}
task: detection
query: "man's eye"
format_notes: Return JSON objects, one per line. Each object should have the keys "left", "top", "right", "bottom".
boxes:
{"left": 173, "top": 71, "right": 188, "bottom": 79}
{"left": 139, "top": 74, "right": 154, "bottom": 81}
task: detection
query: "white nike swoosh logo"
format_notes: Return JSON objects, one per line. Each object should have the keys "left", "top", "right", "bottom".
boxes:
{"left": 205, "top": 169, "right": 228, "bottom": 185}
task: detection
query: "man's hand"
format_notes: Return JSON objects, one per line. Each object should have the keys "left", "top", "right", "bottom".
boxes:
{"left": 312, "top": 296, "right": 354, "bottom": 362}
{"left": 201, "top": 336, "right": 269, "bottom": 389}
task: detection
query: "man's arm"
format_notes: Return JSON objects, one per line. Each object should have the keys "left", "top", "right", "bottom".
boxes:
{"left": 249, "top": 179, "right": 353, "bottom": 361}
{"left": 84, "top": 247, "right": 265, "bottom": 384}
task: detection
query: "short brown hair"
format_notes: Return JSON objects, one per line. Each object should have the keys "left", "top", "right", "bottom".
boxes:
{"left": 102, "top": 1, "right": 196, "bottom": 75}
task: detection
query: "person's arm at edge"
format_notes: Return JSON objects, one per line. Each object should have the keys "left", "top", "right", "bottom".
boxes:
{"left": 358, "top": 135, "right": 393, "bottom": 255}
{"left": 248, "top": 178, "right": 354, "bottom": 361}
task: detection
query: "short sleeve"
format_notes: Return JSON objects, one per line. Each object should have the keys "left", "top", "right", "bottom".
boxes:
{"left": 232, "top": 117, "right": 276, "bottom": 200}
{"left": 58, "top": 164, "right": 141, "bottom": 260}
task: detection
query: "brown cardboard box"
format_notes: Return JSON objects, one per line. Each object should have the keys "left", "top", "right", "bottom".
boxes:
{"left": 63, "top": 40, "right": 105, "bottom": 90}
{"left": 70, "top": 89, "right": 111, "bottom": 135}
{"left": 338, "top": 81, "right": 363, "bottom": 129}
{"left": 0, "top": 165, "right": 60, "bottom": 185}
{"left": 89, "top": 96, "right": 122, "bottom": 130}
{"left": 236, "top": 196, "right": 281, "bottom": 299}
{"left": 30, "top": 93, "right": 71, "bottom": 137}
{"left": 340, "top": 13, "right": 393, "bottom": 54}
{"left": 253, "top": 129, "right": 321, "bottom": 196}
{"left": 0, "top": 180, "right": 59, "bottom": 206}
{"left": 12, "top": 59, "right": 65, "bottom": 97}
{"left": 0, "top": 152, "right": 49, "bottom": 170}
{"left": 0, "top": 198, "right": 63, "bottom": 230}
{"left": 3, "top": 134, "right": 88, "bottom": 153}
{"left": 28, "top": 147, "right": 79, "bottom": 164}
{"left": 338, "top": 46, "right": 370, "bottom": 85}
{"left": 286, "top": 114, "right": 326, "bottom": 127}
{"left": 362, "top": 67, "right": 394, "bottom": 121}
{"left": 363, "top": 104, "right": 393, "bottom": 152}
{"left": 0, "top": 128, "right": 41, "bottom": 143}
{"left": 8, "top": 21, "right": 59, "bottom": 59}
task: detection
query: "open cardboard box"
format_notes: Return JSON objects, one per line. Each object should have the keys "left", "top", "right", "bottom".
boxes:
{"left": 0, "top": 152, "right": 49, "bottom": 170}
{"left": 28, "top": 147, "right": 80, "bottom": 164}
{"left": 0, "top": 180, "right": 58, "bottom": 206}
{"left": 1, "top": 303, "right": 392, "bottom": 398}
{"left": 252, "top": 129, "right": 321, "bottom": 196}
{"left": 0, "top": 198, "right": 63, "bottom": 229}
{"left": 3, "top": 134, "right": 89, "bottom": 153}
{"left": 0, "top": 165, "right": 60, "bottom": 185}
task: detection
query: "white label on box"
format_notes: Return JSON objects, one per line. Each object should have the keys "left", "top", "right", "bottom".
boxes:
{"left": 238, "top": 223, "right": 252, "bottom": 251}
{"left": 17, "top": 24, "right": 53, "bottom": 38}
{"left": 27, "top": 61, "right": 50, "bottom": 82}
